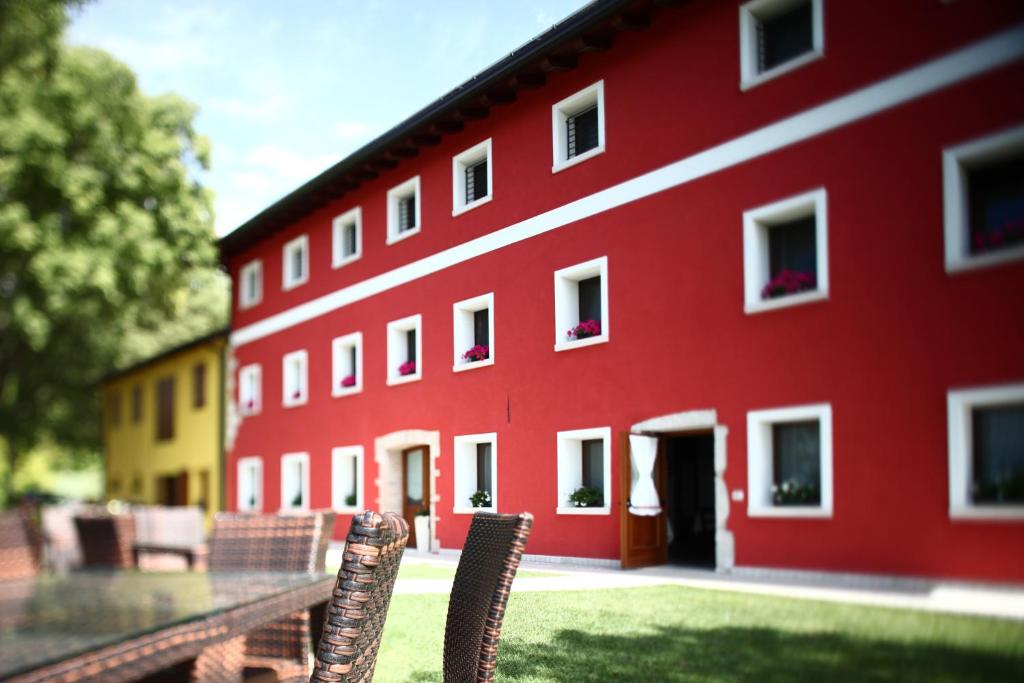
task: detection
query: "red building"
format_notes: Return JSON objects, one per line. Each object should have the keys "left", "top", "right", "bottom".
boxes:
{"left": 220, "top": 0, "right": 1024, "bottom": 582}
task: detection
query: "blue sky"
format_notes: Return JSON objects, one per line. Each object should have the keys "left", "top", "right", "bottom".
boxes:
{"left": 68, "top": 1, "right": 591, "bottom": 236}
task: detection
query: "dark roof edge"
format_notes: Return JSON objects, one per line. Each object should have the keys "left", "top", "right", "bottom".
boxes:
{"left": 102, "top": 327, "right": 230, "bottom": 385}
{"left": 218, "top": 0, "right": 634, "bottom": 257}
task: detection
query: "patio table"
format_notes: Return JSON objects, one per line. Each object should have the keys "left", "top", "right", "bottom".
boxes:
{"left": 0, "top": 569, "right": 334, "bottom": 683}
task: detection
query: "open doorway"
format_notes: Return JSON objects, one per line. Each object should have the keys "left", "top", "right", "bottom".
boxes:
{"left": 665, "top": 433, "right": 715, "bottom": 568}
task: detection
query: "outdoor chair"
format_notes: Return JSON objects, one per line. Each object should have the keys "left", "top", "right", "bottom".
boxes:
{"left": 310, "top": 511, "right": 409, "bottom": 682}
{"left": 73, "top": 512, "right": 136, "bottom": 568}
{"left": 207, "top": 510, "right": 337, "bottom": 683}
{"left": 0, "top": 509, "right": 39, "bottom": 580}
{"left": 443, "top": 512, "right": 533, "bottom": 683}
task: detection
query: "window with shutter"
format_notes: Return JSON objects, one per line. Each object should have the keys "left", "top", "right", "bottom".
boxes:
{"left": 398, "top": 195, "right": 416, "bottom": 232}
{"left": 567, "top": 105, "right": 599, "bottom": 159}
{"left": 156, "top": 377, "right": 175, "bottom": 441}
{"left": 577, "top": 275, "right": 602, "bottom": 326}
{"left": 473, "top": 308, "right": 489, "bottom": 348}
{"left": 193, "top": 363, "right": 206, "bottom": 408}
{"left": 466, "top": 160, "right": 488, "bottom": 204}
{"left": 475, "top": 442, "right": 492, "bottom": 495}
{"left": 757, "top": 1, "right": 813, "bottom": 73}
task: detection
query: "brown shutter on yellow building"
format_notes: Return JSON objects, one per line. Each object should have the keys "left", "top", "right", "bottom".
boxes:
{"left": 156, "top": 377, "right": 175, "bottom": 441}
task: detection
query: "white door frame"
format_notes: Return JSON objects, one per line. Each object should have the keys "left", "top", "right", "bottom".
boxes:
{"left": 374, "top": 429, "right": 441, "bottom": 552}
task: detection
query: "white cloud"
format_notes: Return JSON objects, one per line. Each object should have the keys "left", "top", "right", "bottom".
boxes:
{"left": 244, "top": 145, "right": 338, "bottom": 182}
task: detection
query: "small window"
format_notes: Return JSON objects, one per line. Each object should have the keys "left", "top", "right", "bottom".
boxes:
{"left": 386, "top": 314, "right": 422, "bottom": 385}
{"left": 948, "top": 383, "right": 1024, "bottom": 520}
{"left": 747, "top": 403, "right": 833, "bottom": 518}
{"left": 155, "top": 376, "right": 175, "bottom": 442}
{"left": 282, "top": 235, "right": 309, "bottom": 290}
{"left": 131, "top": 385, "right": 143, "bottom": 423}
{"left": 453, "top": 433, "right": 497, "bottom": 513}
{"left": 452, "top": 139, "right": 493, "bottom": 215}
{"left": 387, "top": 176, "right": 421, "bottom": 244}
{"left": 239, "top": 259, "right": 262, "bottom": 309}
{"left": 743, "top": 188, "right": 828, "bottom": 314}
{"left": 740, "top": 0, "right": 824, "bottom": 89}
{"left": 556, "top": 427, "right": 611, "bottom": 514}
{"left": 551, "top": 81, "right": 605, "bottom": 172}
{"left": 332, "top": 207, "right": 362, "bottom": 269}
{"left": 553, "top": 256, "right": 609, "bottom": 351}
{"left": 108, "top": 391, "right": 122, "bottom": 428}
{"left": 192, "top": 363, "right": 206, "bottom": 409}
{"left": 282, "top": 350, "right": 308, "bottom": 407}
{"left": 238, "top": 363, "right": 261, "bottom": 416}
{"left": 237, "top": 457, "right": 262, "bottom": 511}
{"left": 452, "top": 293, "right": 494, "bottom": 372}
{"left": 332, "top": 332, "right": 363, "bottom": 397}
{"left": 280, "top": 452, "right": 309, "bottom": 511}
{"left": 943, "top": 125, "right": 1024, "bottom": 272}
{"left": 332, "top": 445, "right": 364, "bottom": 512}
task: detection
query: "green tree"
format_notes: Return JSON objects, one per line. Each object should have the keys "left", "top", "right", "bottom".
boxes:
{"left": 0, "top": 7, "right": 221, "bottom": 500}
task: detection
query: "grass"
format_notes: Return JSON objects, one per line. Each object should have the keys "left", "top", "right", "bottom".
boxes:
{"left": 395, "top": 563, "right": 559, "bottom": 581}
{"left": 372, "top": 585, "right": 1024, "bottom": 682}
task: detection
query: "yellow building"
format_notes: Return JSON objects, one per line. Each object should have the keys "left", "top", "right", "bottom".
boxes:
{"left": 102, "top": 330, "right": 227, "bottom": 526}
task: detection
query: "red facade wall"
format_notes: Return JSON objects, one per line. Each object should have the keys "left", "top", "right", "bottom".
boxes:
{"left": 225, "top": 1, "right": 1024, "bottom": 581}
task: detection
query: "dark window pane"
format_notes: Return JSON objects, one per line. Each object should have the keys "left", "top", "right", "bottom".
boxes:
{"left": 132, "top": 386, "right": 143, "bottom": 423}
{"left": 406, "top": 329, "right": 416, "bottom": 364}
{"left": 567, "top": 105, "right": 599, "bottom": 158}
{"left": 972, "top": 404, "right": 1024, "bottom": 504}
{"left": 581, "top": 439, "right": 604, "bottom": 502}
{"left": 758, "top": 1, "right": 813, "bottom": 73}
{"left": 398, "top": 195, "right": 416, "bottom": 232}
{"left": 476, "top": 442, "right": 492, "bottom": 494}
{"left": 765, "top": 216, "right": 817, "bottom": 298}
{"left": 193, "top": 363, "right": 206, "bottom": 408}
{"left": 156, "top": 377, "right": 175, "bottom": 442}
{"left": 291, "top": 245, "right": 304, "bottom": 279}
{"left": 473, "top": 308, "right": 489, "bottom": 348}
{"left": 772, "top": 421, "right": 820, "bottom": 505}
{"left": 968, "top": 156, "right": 1024, "bottom": 254}
{"left": 344, "top": 222, "right": 357, "bottom": 256}
{"left": 349, "top": 345, "right": 357, "bottom": 380}
{"left": 578, "top": 276, "right": 601, "bottom": 324}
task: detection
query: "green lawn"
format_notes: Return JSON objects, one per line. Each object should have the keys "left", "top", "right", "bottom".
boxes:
{"left": 372, "top": 586, "right": 1024, "bottom": 682}
{"left": 395, "top": 563, "right": 558, "bottom": 581}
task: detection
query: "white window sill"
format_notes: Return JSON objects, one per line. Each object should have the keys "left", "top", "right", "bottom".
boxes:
{"left": 334, "top": 505, "right": 362, "bottom": 514}
{"left": 747, "top": 505, "right": 832, "bottom": 519}
{"left": 452, "top": 194, "right": 493, "bottom": 217}
{"left": 282, "top": 398, "right": 307, "bottom": 408}
{"left": 279, "top": 505, "right": 309, "bottom": 513}
{"left": 552, "top": 145, "right": 605, "bottom": 174}
{"left": 386, "top": 226, "right": 421, "bottom": 245}
{"left": 239, "top": 408, "right": 261, "bottom": 417}
{"left": 239, "top": 299, "right": 260, "bottom": 310}
{"left": 745, "top": 289, "right": 827, "bottom": 315}
{"left": 950, "top": 505, "right": 1024, "bottom": 521}
{"left": 556, "top": 506, "right": 611, "bottom": 516}
{"left": 282, "top": 276, "right": 308, "bottom": 292}
{"left": 740, "top": 51, "right": 823, "bottom": 91}
{"left": 331, "top": 385, "right": 362, "bottom": 398}
{"left": 554, "top": 334, "right": 609, "bottom": 352}
{"left": 332, "top": 254, "right": 361, "bottom": 270}
{"left": 453, "top": 506, "right": 496, "bottom": 515}
{"left": 453, "top": 358, "right": 494, "bottom": 373}
{"left": 947, "top": 246, "right": 1024, "bottom": 274}
{"left": 387, "top": 372, "right": 422, "bottom": 386}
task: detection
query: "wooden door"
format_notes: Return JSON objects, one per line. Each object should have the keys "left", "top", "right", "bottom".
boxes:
{"left": 402, "top": 447, "right": 429, "bottom": 547}
{"left": 619, "top": 433, "right": 668, "bottom": 568}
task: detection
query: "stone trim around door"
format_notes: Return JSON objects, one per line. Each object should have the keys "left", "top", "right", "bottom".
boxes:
{"left": 374, "top": 429, "right": 441, "bottom": 552}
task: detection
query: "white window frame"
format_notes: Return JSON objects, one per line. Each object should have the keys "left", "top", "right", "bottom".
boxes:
{"left": 746, "top": 403, "right": 833, "bottom": 518}
{"left": 943, "top": 124, "right": 1024, "bottom": 273}
{"left": 239, "top": 259, "right": 262, "bottom": 309}
{"left": 743, "top": 188, "right": 829, "bottom": 314}
{"left": 452, "top": 433, "right": 498, "bottom": 514}
{"left": 556, "top": 427, "right": 612, "bottom": 515}
{"left": 332, "top": 206, "right": 362, "bottom": 269}
{"left": 238, "top": 363, "right": 261, "bottom": 416}
{"left": 282, "top": 234, "right": 309, "bottom": 290}
{"left": 386, "top": 176, "right": 421, "bottom": 245}
{"left": 947, "top": 383, "right": 1024, "bottom": 521}
{"left": 331, "top": 445, "right": 365, "bottom": 513}
{"left": 452, "top": 293, "right": 494, "bottom": 372}
{"left": 280, "top": 452, "right": 310, "bottom": 512}
{"left": 237, "top": 456, "right": 262, "bottom": 512}
{"left": 282, "top": 349, "right": 308, "bottom": 407}
{"left": 553, "top": 256, "right": 609, "bottom": 352}
{"left": 551, "top": 80, "right": 605, "bottom": 173}
{"left": 452, "top": 138, "right": 493, "bottom": 216}
{"left": 331, "top": 332, "right": 363, "bottom": 397}
{"left": 739, "top": 0, "right": 824, "bottom": 90}
{"left": 386, "top": 314, "right": 422, "bottom": 385}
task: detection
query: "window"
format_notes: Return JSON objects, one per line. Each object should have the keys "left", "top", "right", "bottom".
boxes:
{"left": 192, "top": 362, "right": 206, "bottom": 409}
{"left": 280, "top": 452, "right": 309, "bottom": 511}
{"left": 386, "top": 314, "right": 422, "bottom": 385}
{"left": 453, "top": 433, "right": 497, "bottom": 513}
{"left": 947, "top": 383, "right": 1024, "bottom": 520}
{"left": 239, "top": 259, "right": 262, "bottom": 309}
{"left": 237, "top": 457, "right": 262, "bottom": 511}
{"left": 747, "top": 403, "right": 833, "bottom": 517}
{"left": 556, "top": 427, "right": 611, "bottom": 514}
{"left": 332, "top": 446, "right": 364, "bottom": 512}
{"left": 551, "top": 80, "right": 605, "bottom": 172}
{"left": 452, "top": 293, "right": 494, "bottom": 372}
{"left": 386, "top": 176, "right": 421, "bottom": 244}
{"left": 740, "top": 0, "right": 824, "bottom": 89}
{"left": 332, "top": 332, "right": 363, "bottom": 397}
{"left": 238, "top": 363, "right": 261, "bottom": 416}
{"left": 452, "top": 139, "right": 493, "bottom": 215}
{"left": 282, "top": 350, "right": 308, "bottom": 407}
{"left": 332, "top": 207, "right": 362, "bottom": 268}
{"left": 282, "top": 234, "right": 309, "bottom": 290}
{"left": 108, "top": 391, "right": 122, "bottom": 428}
{"left": 943, "top": 125, "right": 1024, "bottom": 273}
{"left": 743, "top": 188, "right": 828, "bottom": 314}
{"left": 553, "top": 256, "right": 609, "bottom": 351}
{"left": 155, "top": 376, "right": 175, "bottom": 442}
{"left": 131, "top": 385, "right": 143, "bottom": 423}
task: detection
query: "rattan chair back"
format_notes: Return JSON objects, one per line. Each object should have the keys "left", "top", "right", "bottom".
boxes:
{"left": 0, "top": 510, "right": 38, "bottom": 580}
{"left": 74, "top": 514, "right": 136, "bottom": 568}
{"left": 310, "top": 510, "right": 409, "bottom": 683}
{"left": 443, "top": 511, "right": 533, "bottom": 683}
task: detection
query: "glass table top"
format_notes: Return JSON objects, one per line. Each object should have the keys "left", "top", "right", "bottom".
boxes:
{"left": 0, "top": 570, "right": 331, "bottom": 678}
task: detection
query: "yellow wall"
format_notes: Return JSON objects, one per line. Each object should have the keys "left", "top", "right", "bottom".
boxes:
{"left": 102, "top": 336, "right": 225, "bottom": 527}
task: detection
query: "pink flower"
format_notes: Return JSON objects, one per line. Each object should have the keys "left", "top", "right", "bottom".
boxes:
{"left": 246, "top": 399, "right": 254, "bottom": 409}
{"left": 568, "top": 319, "right": 601, "bottom": 340}
{"left": 292, "top": 390, "right": 301, "bottom": 399}
{"left": 761, "top": 269, "right": 816, "bottom": 299}
{"left": 463, "top": 345, "right": 489, "bottom": 362}
{"left": 340, "top": 375, "right": 356, "bottom": 387}
{"left": 398, "top": 360, "right": 416, "bottom": 376}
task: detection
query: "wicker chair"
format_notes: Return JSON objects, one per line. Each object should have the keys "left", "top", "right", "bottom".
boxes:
{"left": 207, "top": 511, "right": 336, "bottom": 682}
{"left": 310, "top": 511, "right": 409, "bottom": 682}
{"left": 0, "top": 509, "right": 38, "bottom": 580}
{"left": 443, "top": 512, "right": 533, "bottom": 683}
{"left": 74, "top": 513, "right": 136, "bottom": 568}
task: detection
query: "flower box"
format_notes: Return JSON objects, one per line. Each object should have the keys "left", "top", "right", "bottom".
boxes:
{"left": 340, "top": 375, "right": 356, "bottom": 388}
{"left": 398, "top": 360, "right": 416, "bottom": 376}
{"left": 462, "top": 345, "right": 489, "bottom": 363}
{"left": 567, "top": 319, "right": 601, "bottom": 341}
{"left": 761, "top": 269, "right": 815, "bottom": 299}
